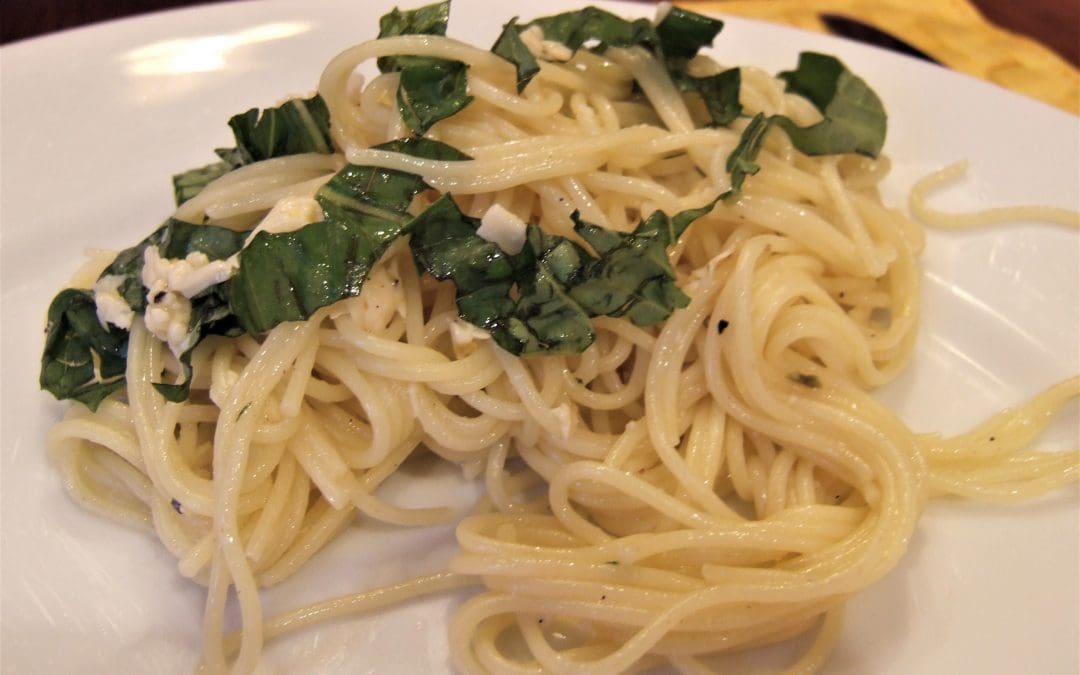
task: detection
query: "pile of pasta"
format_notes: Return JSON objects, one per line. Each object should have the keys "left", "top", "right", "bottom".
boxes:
{"left": 47, "top": 14, "right": 1078, "bottom": 675}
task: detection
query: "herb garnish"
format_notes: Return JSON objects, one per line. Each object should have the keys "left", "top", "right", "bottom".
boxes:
{"left": 41, "top": 3, "right": 889, "bottom": 409}
{"left": 410, "top": 195, "right": 717, "bottom": 355}
{"left": 172, "top": 94, "right": 334, "bottom": 205}
{"left": 491, "top": 5, "right": 740, "bottom": 127}
{"left": 722, "top": 53, "right": 886, "bottom": 198}
{"left": 376, "top": 0, "right": 473, "bottom": 134}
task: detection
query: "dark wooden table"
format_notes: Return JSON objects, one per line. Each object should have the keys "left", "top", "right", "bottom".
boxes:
{"left": 2, "top": 0, "right": 1077, "bottom": 68}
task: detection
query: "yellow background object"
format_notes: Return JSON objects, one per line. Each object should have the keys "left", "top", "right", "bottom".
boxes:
{"left": 677, "top": 0, "right": 1080, "bottom": 114}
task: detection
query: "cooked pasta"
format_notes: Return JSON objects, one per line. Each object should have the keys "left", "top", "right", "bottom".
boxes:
{"left": 41, "top": 3, "right": 1078, "bottom": 674}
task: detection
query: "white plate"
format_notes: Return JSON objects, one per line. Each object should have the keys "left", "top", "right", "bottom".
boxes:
{"left": 2, "top": 1, "right": 1077, "bottom": 673}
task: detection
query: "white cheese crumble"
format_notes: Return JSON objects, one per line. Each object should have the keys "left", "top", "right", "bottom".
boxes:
{"left": 449, "top": 318, "right": 491, "bottom": 348}
{"left": 654, "top": 1, "right": 673, "bottom": 24}
{"left": 93, "top": 274, "right": 135, "bottom": 330}
{"left": 141, "top": 247, "right": 239, "bottom": 358}
{"left": 245, "top": 195, "right": 324, "bottom": 245}
{"left": 144, "top": 291, "right": 194, "bottom": 358}
{"left": 551, "top": 403, "right": 573, "bottom": 440}
{"left": 477, "top": 203, "right": 528, "bottom": 255}
{"left": 518, "top": 25, "right": 574, "bottom": 62}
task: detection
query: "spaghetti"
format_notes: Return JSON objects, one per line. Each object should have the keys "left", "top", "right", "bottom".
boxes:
{"left": 41, "top": 3, "right": 1078, "bottom": 674}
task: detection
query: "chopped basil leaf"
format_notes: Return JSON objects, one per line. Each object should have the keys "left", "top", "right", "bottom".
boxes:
{"left": 172, "top": 161, "right": 233, "bottom": 206}
{"left": 723, "top": 55, "right": 886, "bottom": 198}
{"left": 677, "top": 67, "right": 742, "bottom": 127}
{"left": 396, "top": 59, "right": 474, "bottom": 134}
{"left": 775, "top": 52, "right": 886, "bottom": 158}
{"left": 655, "top": 6, "right": 724, "bottom": 61}
{"left": 376, "top": 0, "right": 451, "bottom": 73}
{"left": 40, "top": 220, "right": 247, "bottom": 409}
{"left": 231, "top": 137, "right": 469, "bottom": 334}
{"left": 723, "top": 112, "right": 774, "bottom": 199}
{"left": 570, "top": 200, "right": 716, "bottom": 325}
{"left": 528, "top": 6, "right": 658, "bottom": 53}
{"left": 227, "top": 94, "right": 334, "bottom": 163}
{"left": 410, "top": 195, "right": 595, "bottom": 355}
{"left": 40, "top": 289, "right": 128, "bottom": 411}
{"left": 491, "top": 18, "right": 539, "bottom": 93}
{"left": 500, "top": 6, "right": 735, "bottom": 127}
{"left": 171, "top": 94, "right": 334, "bottom": 205}
{"left": 377, "top": 1, "right": 472, "bottom": 134}
{"left": 411, "top": 195, "right": 716, "bottom": 355}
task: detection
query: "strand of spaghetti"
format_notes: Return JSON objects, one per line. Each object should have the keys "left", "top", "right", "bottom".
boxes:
{"left": 343, "top": 126, "right": 666, "bottom": 193}
{"left": 175, "top": 153, "right": 342, "bottom": 223}
{"left": 606, "top": 47, "right": 693, "bottom": 134}
{"left": 580, "top": 170, "right": 682, "bottom": 214}
{"left": 125, "top": 321, "right": 190, "bottom": 506}
{"left": 929, "top": 455, "right": 1079, "bottom": 501}
{"left": 469, "top": 75, "right": 565, "bottom": 118}
{"left": 533, "top": 60, "right": 631, "bottom": 100}
{"left": 783, "top": 608, "right": 847, "bottom": 675}
{"left": 731, "top": 197, "right": 861, "bottom": 271}
{"left": 819, "top": 157, "right": 891, "bottom": 277}
{"left": 555, "top": 175, "right": 611, "bottom": 227}
{"left": 569, "top": 92, "right": 603, "bottom": 134}
{"left": 681, "top": 401, "right": 728, "bottom": 495}
{"left": 311, "top": 350, "right": 411, "bottom": 468}
{"left": 475, "top": 577, "right": 835, "bottom": 633}
{"left": 223, "top": 572, "right": 478, "bottom": 657}
{"left": 490, "top": 348, "right": 581, "bottom": 448}
{"left": 644, "top": 271, "right": 740, "bottom": 518}
{"left": 257, "top": 497, "right": 354, "bottom": 587}
{"left": 482, "top": 438, "right": 516, "bottom": 512}
{"left": 920, "top": 376, "right": 1079, "bottom": 462}
{"left": 204, "top": 173, "right": 335, "bottom": 220}
{"left": 456, "top": 514, "right": 855, "bottom": 565}
{"left": 244, "top": 450, "right": 299, "bottom": 563}
{"left": 254, "top": 462, "right": 311, "bottom": 577}
{"left": 48, "top": 413, "right": 143, "bottom": 471}
{"left": 911, "top": 161, "right": 1080, "bottom": 228}
{"left": 286, "top": 408, "right": 364, "bottom": 510}
{"left": 409, "top": 383, "right": 511, "bottom": 453}
{"left": 605, "top": 46, "right": 718, "bottom": 179}
{"left": 49, "top": 438, "right": 153, "bottom": 529}
{"left": 326, "top": 324, "right": 506, "bottom": 391}
{"left": 205, "top": 318, "right": 319, "bottom": 673}
{"left": 563, "top": 347, "right": 649, "bottom": 411}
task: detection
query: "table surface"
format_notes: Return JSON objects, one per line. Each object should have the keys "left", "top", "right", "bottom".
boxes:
{"left": 2, "top": 0, "right": 1078, "bottom": 69}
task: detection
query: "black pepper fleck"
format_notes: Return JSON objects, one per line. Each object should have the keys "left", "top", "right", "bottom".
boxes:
{"left": 788, "top": 372, "right": 822, "bottom": 389}
{"left": 716, "top": 319, "right": 730, "bottom": 335}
